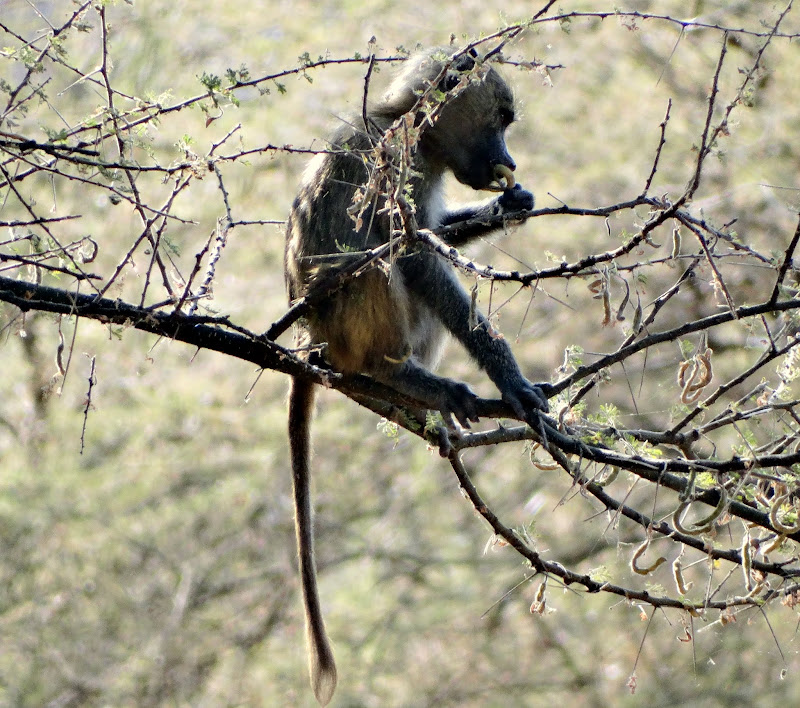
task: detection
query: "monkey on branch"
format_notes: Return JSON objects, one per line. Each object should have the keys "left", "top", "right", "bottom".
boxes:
{"left": 284, "top": 46, "right": 549, "bottom": 705}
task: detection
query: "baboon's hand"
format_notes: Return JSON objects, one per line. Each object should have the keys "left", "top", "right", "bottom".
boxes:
{"left": 437, "top": 379, "right": 481, "bottom": 428}
{"left": 501, "top": 377, "right": 551, "bottom": 419}
{"left": 498, "top": 184, "right": 535, "bottom": 213}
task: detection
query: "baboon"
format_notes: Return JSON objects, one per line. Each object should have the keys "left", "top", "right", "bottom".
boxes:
{"left": 284, "top": 47, "right": 550, "bottom": 705}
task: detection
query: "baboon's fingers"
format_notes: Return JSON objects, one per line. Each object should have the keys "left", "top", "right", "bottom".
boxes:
{"left": 440, "top": 380, "right": 480, "bottom": 427}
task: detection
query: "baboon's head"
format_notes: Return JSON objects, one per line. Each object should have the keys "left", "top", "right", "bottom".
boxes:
{"left": 383, "top": 49, "right": 520, "bottom": 191}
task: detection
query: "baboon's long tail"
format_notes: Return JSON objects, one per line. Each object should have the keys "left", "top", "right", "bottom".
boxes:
{"left": 288, "top": 376, "right": 337, "bottom": 706}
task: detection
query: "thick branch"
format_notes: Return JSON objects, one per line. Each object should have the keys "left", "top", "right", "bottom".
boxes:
{"left": 0, "top": 275, "right": 520, "bottom": 420}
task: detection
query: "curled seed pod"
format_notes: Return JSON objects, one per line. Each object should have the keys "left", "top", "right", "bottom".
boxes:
{"left": 671, "top": 227, "right": 682, "bottom": 259}
{"left": 686, "top": 349, "right": 713, "bottom": 393}
{"left": 678, "top": 359, "right": 696, "bottom": 389}
{"left": 672, "top": 558, "right": 694, "bottom": 595}
{"left": 673, "top": 487, "right": 728, "bottom": 536}
{"left": 528, "top": 442, "right": 559, "bottom": 470}
{"left": 769, "top": 491, "right": 800, "bottom": 534}
{"left": 744, "top": 581, "right": 766, "bottom": 598}
{"left": 588, "top": 279, "right": 605, "bottom": 295}
{"left": 530, "top": 580, "right": 547, "bottom": 615}
{"left": 762, "top": 533, "right": 786, "bottom": 555}
{"left": 601, "top": 285, "right": 612, "bottom": 326}
{"left": 615, "top": 278, "right": 630, "bottom": 322}
{"left": 741, "top": 534, "right": 754, "bottom": 591}
{"left": 677, "top": 348, "right": 713, "bottom": 404}
{"left": 55, "top": 327, "right": 66, "bottom": 377}
{"left": 631, "top": 299, "right": 643, "bottom": 333}
{"left": 631, "top": 538, "right": 667, "bottom": 575}
{"left": 489, "top": 163, "right": 516, "bottom": 191}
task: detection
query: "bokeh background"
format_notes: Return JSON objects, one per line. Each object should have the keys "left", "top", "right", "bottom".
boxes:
{"left": 3, "top": 1, "right": 800, "bottom": 706}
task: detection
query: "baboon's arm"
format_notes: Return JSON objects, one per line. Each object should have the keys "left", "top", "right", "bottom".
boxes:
{"left": 438, "top": 184, "right": 534, "bottom": 247}
{"left": 398, "top": 251, "right": 549, "bottom": 416}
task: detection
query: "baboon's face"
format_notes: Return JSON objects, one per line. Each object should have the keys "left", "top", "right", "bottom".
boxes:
{"left": 424, "top": 68, "right": 519, "bottom": 191}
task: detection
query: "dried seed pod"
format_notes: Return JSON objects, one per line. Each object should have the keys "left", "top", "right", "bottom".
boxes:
{"left": 489, "top": 162, "right": 517, "bottom": 191}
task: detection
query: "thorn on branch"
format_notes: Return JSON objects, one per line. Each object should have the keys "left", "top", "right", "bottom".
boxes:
{"left": 79, "top": 354, "right": 96, "bottom": 455}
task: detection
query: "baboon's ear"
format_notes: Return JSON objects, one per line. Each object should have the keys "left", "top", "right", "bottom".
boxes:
{"left": 455, "top": 50, "right": 477, "bottom": 71}
{"left": 442, "top": 52, "right": 476, "bottom": 92}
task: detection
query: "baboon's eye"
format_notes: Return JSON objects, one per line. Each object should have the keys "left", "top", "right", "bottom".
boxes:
{"left": 499, "top": 107, "right": 515, "bottom": 127}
